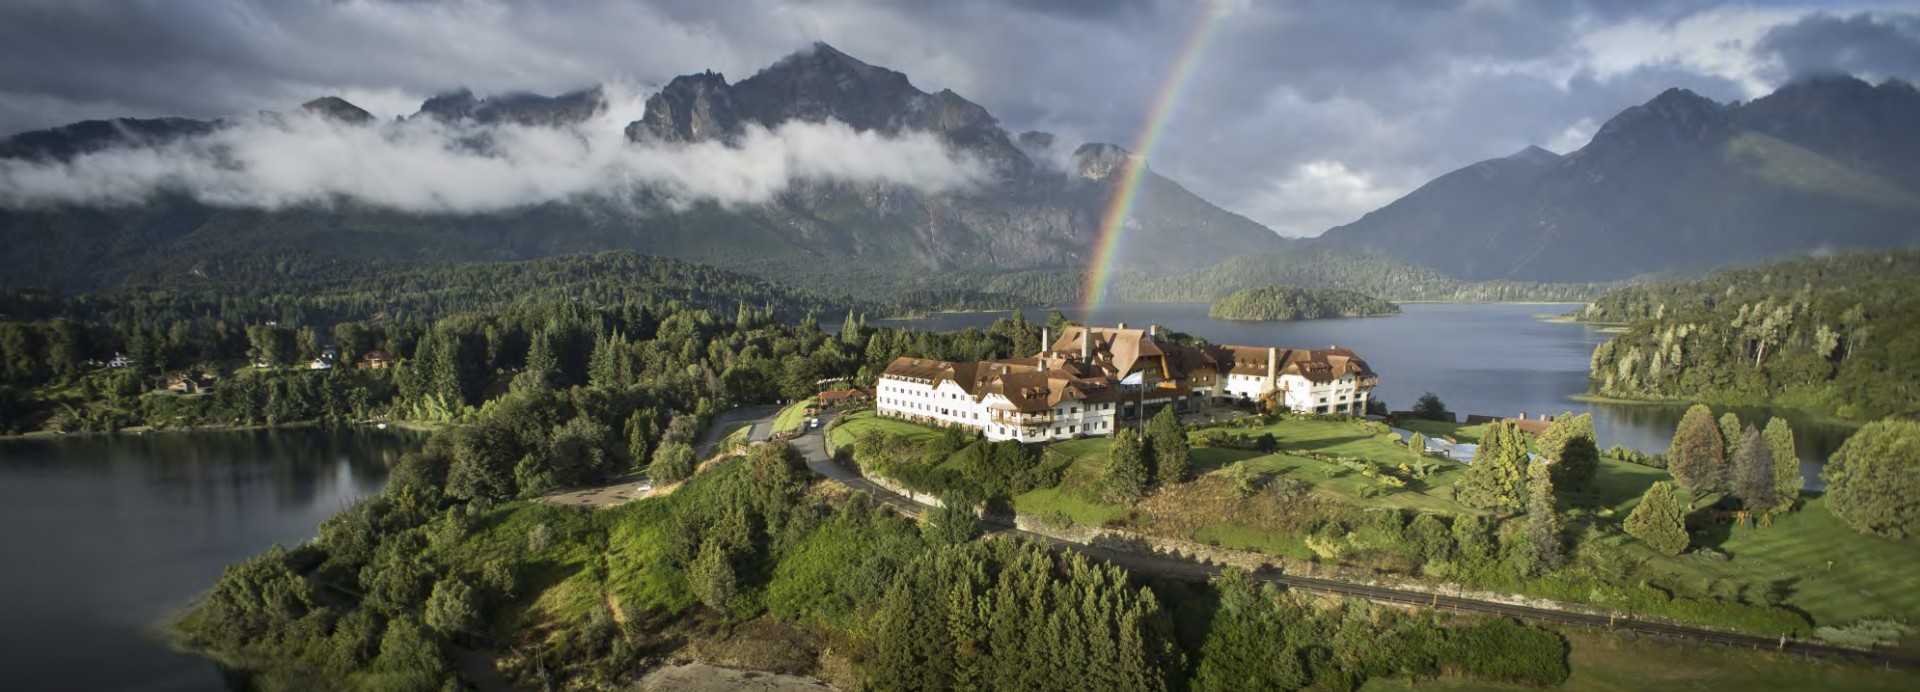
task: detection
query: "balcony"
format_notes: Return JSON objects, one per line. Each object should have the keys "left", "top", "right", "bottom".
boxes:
{"left": 992, "top": 411, "right": 1055, "bottom": 425}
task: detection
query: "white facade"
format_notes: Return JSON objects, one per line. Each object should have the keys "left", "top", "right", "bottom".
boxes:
{"left": 875, "top": 375, "right": 1117, "bottom": 442}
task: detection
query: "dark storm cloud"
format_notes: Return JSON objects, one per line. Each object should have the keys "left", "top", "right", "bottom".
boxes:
{"left": 0, "top": 0, "right": 1913, "bottom": 235}
{"left": 1756, "top": 12, "right": 1920, "bottom": 82}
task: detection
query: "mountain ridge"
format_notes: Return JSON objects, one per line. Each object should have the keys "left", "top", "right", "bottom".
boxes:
{"left": 1315, "top": 76, "right": 1920, "bottom": 282}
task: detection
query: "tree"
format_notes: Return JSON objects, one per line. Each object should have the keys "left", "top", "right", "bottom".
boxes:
{"left": 368, "top": 616, "right": 450, "bottom": 689}
{"left": 1667, "top": 404, "right": 1727, "bottom": 496}
{"left": 1764, "top": 418, "right": 1801, "bottom": 514}
{"left": 1455, "top": 421, "right": 1527, "bottom": 512}
{"left": 1718, "top": 412, "right": 1743, "bottom": 463}
{"left": 1625, "top": 482, "right": 1689, "bottom": 555}
{"left": 423, "top": 577, "right": 480, "bottom": 638}
{"left": 1408, "top": 432, "right": 1428, "bottom": 459}
{"left": 1824, "top": 419, "right": 1920, "bottom": 539}
{"left": 1525, "top": 458, "right": 1564, "bottom": 572}
{"left": 1730, "top": 426, "right": 1777, "bottom": 514}
{"left": 923, "top": 494, "right": 979, "bottom": 545}
{"left": 1540, "top": 413, "right": 1598, "bottom": 493}
{"left": 689, "top": 538, "right": 737, "bottom": 611}
{"left": 1103, "top": 429, "right": 1150, "bottom": 502}
{"left": 1412, "top": 392, "right": 1448, "bottom": 421}
{"left": 840, "top": 310, "right": 861, "bottom": 346}
{"left": 649, "top": 441, "right": 696, "bottom": 484}
{"left": 1147, "top": 406, "right": 1191, "bottom": 485}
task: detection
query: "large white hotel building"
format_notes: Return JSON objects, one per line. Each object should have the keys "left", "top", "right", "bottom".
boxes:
{"left": 875, "top": 324, "right": 1377, "bottom": 442}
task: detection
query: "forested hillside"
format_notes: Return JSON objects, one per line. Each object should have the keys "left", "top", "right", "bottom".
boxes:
{"left": 1588, "top": 274, "right": 1920, "bottom": 420}
{"left": 1579, "top": 249, "right": 1920, "bottom": 323}
{"left": 1208, "top": 284, "right": 1400, "bottom": 321}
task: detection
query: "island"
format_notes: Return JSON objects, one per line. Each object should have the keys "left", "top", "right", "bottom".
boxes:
{"left": 1207, "top": 284, "right": 1401, "bottom": 321}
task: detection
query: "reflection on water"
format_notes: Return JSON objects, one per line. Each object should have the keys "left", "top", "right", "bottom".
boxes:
{"left": 877, "top": 302, "right": 1856, "bottom": 479}
{"left": 0, "top": 426, "right": 416, "bottom": 692}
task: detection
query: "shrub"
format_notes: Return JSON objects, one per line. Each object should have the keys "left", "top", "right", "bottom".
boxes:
{"left": 1441, "top": 618, "right": 1569, "bottom": 686}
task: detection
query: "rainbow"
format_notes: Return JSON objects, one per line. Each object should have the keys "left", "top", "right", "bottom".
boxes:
{"left": 1083, "top": 0, "right": 1233, "bottom": 317}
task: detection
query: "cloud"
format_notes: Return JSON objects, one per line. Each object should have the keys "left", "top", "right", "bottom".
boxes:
{"left": 0, "top": 88, "right": 987, "bottom": 212}
{"left": 1, "top": 1, "right": 1917, "bottom": 238}
{"left": 1244, "top": 160, "right": 1400, "bottom": 236}
{"left": 1754, "top": 12, "right": 1920, "bottom": 82}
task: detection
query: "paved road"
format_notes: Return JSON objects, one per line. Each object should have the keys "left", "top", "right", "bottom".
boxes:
{"left": 776, "top": 410, "right": 1915, "bottom": 670}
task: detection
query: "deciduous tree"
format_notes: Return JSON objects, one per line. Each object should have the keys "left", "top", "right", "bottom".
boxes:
{"left": 1824, "top": 419, "right": 1920, "bottom": 539}
{"left": 1730, "top": 426, "right": 1777, "bottom": 514}
{"left": 1667, "top": 404, "right": 1727, "bottom": 496}
{"left": 1540, "top": 413, "right": 1599, "bottom": 493}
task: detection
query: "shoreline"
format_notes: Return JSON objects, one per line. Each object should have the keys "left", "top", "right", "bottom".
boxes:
{"left": 0, "top": 418, "right": 440, "bottom": 442}
{"left": 1573, "top": 393, "right": 1867, "bottom": 428}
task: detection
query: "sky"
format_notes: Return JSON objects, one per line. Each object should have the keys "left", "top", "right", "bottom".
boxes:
{"left": 1, "top": 0, "right": 1917, "bottom": 236}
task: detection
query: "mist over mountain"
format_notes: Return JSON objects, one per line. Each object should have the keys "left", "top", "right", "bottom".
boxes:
{"left": 1316, "top": 76, "right": 1920, "bottom": 282}
{"left": 0, "top": 43, "right": 1282, "bottom": 293}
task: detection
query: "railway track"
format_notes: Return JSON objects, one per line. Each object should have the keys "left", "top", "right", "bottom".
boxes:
{"left": 795, "top": 414, "right": 1917, "bottom": 671}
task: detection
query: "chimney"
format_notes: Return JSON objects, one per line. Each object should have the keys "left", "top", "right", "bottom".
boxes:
{"left": 1149, "top": 324, "right": 1160, "bottom": 339}
{"left": 1041, "top": 327, "right": 1050, "bottom": 353}
{"left": 1082, "top": 329, "right": 1091, "bottom": 360}
{"left": 1267, "top": 347, "right": 1278, "bottom": 381}
{"left": 1117, "top": 322, "right": 1127, "bottom": 330}
{"left": 1520, "top": 411, "right": 1528, "bottom": 421}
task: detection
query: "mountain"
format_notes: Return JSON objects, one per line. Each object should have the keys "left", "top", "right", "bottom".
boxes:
{"left": 1316, "top": 77, "right": 1920, "bottom": 282}
{"left": 0, "top": 43, "right": 1282, "bottom": 294}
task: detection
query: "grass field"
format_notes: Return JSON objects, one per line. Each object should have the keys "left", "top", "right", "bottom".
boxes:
{"left": 1396, "top": 418, "right": 1491, "bottom": 444}
{"left": 771, "top": 398, "right": 815, "bottom": 434}
{"left": 839, "top": 410, "right": 1920, "bottom": 633}
{"left": 1361, "top": 629, "right": 1916, "bottom": 692}
{"left": 827, "top": 409, "right": 942, "bottom": 449}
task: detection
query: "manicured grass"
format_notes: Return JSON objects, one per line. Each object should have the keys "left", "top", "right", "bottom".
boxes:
{"left": 1396, "top": 418, "right": 1490, "bottom": 444}
{"left": 771, "top": 398, "right": 815, "bottom": 434}
{"left": 826, "top": 409, "right": 942, "bottom": 449}
{"left": 1361, "top": 629, "right": 1917, "bottom": 692}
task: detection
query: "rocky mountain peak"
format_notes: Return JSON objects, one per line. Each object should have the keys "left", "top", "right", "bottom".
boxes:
{"left": 628, "top": 71, "right": 739, "bottom": 143}
{"left": 1074, "top": 142, "right": 1138, "bottom": 181}
{"left": 1583, "top": 87, "right": 1731, "bottom": 154}
{"left": 412, "top": 87, "right": 606, "bottom": 127}
{"left": 299, "top": 96, "right": 375, "bottom": 125}
{"left": 1505, "top": 145, "right": 1561, "bottom": 165}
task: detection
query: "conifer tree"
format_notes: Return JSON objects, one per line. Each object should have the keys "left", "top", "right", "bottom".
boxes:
{"left": 1625, "top": 481, "right": 1689, "bottom": 555}
{"left": 1526, "top": 458, "right": 1564, "bottom": 572}
{"left": 1764, "top": 418, "right": 1801, "bottom": 514}
{"left": 1147, "top": 407, "right": 1191, "bottom": 485}
{"left": 1103, "top": 429, "right": 1150, "bottom": 502}
{"left": 1408, "top": 432, "right": 1428, "bottom": 460}
{"left": 689, "top": 538, "right": 736, "bottom": 611}
{"left": 1667, "top": 404, "right": 1727, "bottom": 496}
{"left": 1731, "top": 426, "right": 1777, "bottom": 513}
{"left": 1719, "top": 412, "right": 1743, "bottom": 463}
{"left": 840, "top": 310, "right": 861, "bottom": 346}
{"left": 1455, "top": 421, "right": 1527, "bottom": 511}
{"left": 1540, "top": 412, "right": 1599, "bottom": 493}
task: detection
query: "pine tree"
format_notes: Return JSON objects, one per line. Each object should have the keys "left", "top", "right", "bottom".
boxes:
{"left": 1408, "top": 432, "right": 1428, "bottom": 459}
{"left": 1103, "top": 429, "right": 1150, "bottom": 502}
{"left": 1625, "top": 481, "right": 1689, "bottom": 555}
{"left": 1526, "top": 458, "right": 1564, "bottom": 572}
{"left": 1718, "top": 413, "right": 1743, "bottom": 463}
{"left": 1667, "top": 404, "right": 1727, "bottom": 496}
{"left": 1764, "top": 418, "right": 1801, "bottom": 514}
{"left": 840, "top": 310, "right": 861, "bottom": 346}
{"left": 1147, "top": 407, "right": 1191, "bottom": 485}
{"left": 1455, "top": 421, "right": 1527, "bottom": 511}
{"left": 1541, "top": 413, "right": 1599, "bottom": 493}
{"left": 1731, "top": 426, "right": 1777, "bottom": 513}
{"left": 689, "top": 538, "right": 736, "bottom": 611}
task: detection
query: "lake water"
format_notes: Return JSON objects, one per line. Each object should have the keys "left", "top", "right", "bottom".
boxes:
{"left": 0, "top": 427, "right": 414, "bottom": 692}
{"left": 878, "top": 302, "right": 1856, "bottom": 481}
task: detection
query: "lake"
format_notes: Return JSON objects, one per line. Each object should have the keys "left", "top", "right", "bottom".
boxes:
{"left": 878, "top": 302, "right": 1856, "bottom": 482}
{"left": 0, "top": 427, "right": 415, "bottom": 692}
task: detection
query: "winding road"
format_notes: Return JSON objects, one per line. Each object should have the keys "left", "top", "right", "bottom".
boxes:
{"left": 764, "top": 409, "right": 1915, "bottom": 671}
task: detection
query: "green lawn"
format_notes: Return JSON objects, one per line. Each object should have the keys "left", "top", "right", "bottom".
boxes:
{"left": 771, "top": 398, "right": 815, "bottom": 434}
{"left": 827, "top": 409, "right": 942, "bottom": 449}
{"left": 1396, "top": 418, "right": 1490, "bottom": 444}
{"left": 1361, "top": 629, "right": 1916, "bottom": 692}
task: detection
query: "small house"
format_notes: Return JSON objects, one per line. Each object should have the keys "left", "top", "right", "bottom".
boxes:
{"left": 818, "top": 387, "right": 871, "bottom": 407}
{"left": 356, "top": 350, "right": 394, "bottom": 370}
